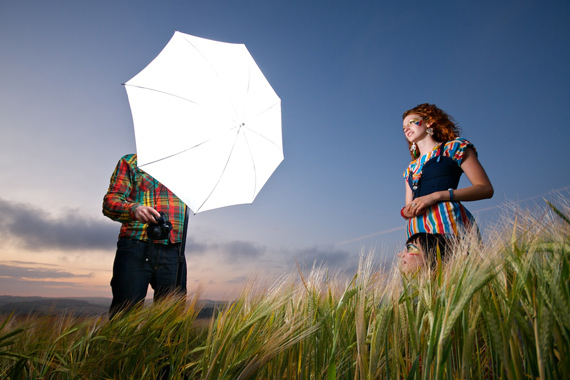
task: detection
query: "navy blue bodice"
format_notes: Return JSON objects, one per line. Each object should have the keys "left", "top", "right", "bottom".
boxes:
{"left": 408, "top": 147, "right": 463, "bottom": 199}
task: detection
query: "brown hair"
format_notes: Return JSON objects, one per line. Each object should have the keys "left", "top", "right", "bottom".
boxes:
{"left": 403, "top": 103, "right": 462, "bottom": 159}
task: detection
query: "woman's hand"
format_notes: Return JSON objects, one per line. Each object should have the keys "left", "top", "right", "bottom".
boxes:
{"left": 405, "top": 192, "right": 442, "bottom": 216}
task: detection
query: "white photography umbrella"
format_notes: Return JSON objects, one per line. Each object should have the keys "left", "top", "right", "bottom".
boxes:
{"left": 124, "top": 32, "right": 283, "bottom": 214}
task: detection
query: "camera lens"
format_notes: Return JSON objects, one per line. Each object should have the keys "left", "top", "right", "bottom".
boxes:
{"left": 147, "top": 225, "right": 162, "bottom": 240}
{"left": 154, "top": 212, "right": 166, "bottom": 224}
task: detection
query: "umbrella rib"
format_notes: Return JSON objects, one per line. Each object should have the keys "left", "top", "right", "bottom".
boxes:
{"left": 243, "top": 103, "right": 283, "bottom": 151}
{"left": 179, "top": 35, "right": 241, "bottom": 119}
{"left": 241, "top": 129, "right": 257, "bottom": 199}
{"left": 124, "top": 84, "right": 206, "bottom": 108}
{"left": 138, "top": 125, "right": 240, "bottom": 168}
{"left": 196, "top": 126, "right": 255, "bottom": 212}
{"left": 253, "top": 101, "right": 280, "bottom": 119}
{"left": 125, "top": 83, "right": 239, "bottom": 128}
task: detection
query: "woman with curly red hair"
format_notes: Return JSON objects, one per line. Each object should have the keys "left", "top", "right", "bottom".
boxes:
{"left": 399, "top": 104, "right": 493, "bottom": 269}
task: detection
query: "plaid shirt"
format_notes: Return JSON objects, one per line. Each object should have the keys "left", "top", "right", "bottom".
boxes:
{"left": 103, "top": 154, "right": 187, "bottom": 244}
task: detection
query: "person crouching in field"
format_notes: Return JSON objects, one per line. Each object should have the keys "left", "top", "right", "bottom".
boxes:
{"left": 398, "top": 232, "right": 449, "bottom": 274}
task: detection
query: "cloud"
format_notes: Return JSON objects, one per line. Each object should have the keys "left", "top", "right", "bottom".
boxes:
{"left": 0, "top": 198, "right": 356, "bottom": 281}
{"left": 0, "top": 197, "right": 272, "bottom": 268}
{"left": 187, "top": 238, "right": 266, "bottom": 262}
{"left": 0, "top": 277, "right": 103, "bottom": 297}
{"left": 292, "top": 245, "right": 354, "bottom": 271}
{"left": 226, "top": 275, "right": 248, "bottom": 284}
{"left": 0, "top": 264, "right": 90, "bottom": 279}
{"left": 0, "top": 198, "right": 117, "bottom": 251}
{"left": 221, "top": 241, "right": 265, "bottom": 261}
{"left": 9, "top": 260, "right": 59, "bottom": 267}
{"left": 185, "top": 239, "right": 209, "bottom": 255}
{"left": 336, "top": 226, "right": 405, "bottom": 245}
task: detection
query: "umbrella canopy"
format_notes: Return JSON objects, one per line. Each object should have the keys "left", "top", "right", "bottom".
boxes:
{"left": 124, "top": 32, "right": 282, "bottom": 213}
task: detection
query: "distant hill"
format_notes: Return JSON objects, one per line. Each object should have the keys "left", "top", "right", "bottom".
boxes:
{"left": 0, "top": 296, "right": 224, "bottom": 318}
{"left": 0, "top": 295, "right": 109, "bottom": 316}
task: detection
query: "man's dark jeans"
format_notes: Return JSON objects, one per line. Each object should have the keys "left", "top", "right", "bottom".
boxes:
{"left": 109, "top": 238, "right": 187, "bottom": 319}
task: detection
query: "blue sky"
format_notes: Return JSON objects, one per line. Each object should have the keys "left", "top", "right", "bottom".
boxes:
{"left": 1, "top": 1, "right": 569, "bottom": 300}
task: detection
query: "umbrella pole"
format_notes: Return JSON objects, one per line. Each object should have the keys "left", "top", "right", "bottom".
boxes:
{"left": 176, "top": 205, "right": 190, "bottom": 290}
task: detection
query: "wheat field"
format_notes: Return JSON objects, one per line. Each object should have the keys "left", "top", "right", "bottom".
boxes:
{"left": 2, "top": 196, "right": 569, "bottom": 379}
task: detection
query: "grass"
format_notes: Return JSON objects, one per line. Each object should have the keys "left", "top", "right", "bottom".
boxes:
{"left": 1, "top": 195, "right": 570, "bottom": 379}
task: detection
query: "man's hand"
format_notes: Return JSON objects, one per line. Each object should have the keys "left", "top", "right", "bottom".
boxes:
{"left": 132, "top": 206, "right": 161, "bottom": 224}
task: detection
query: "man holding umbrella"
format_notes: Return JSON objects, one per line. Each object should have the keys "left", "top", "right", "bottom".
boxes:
{"left": 103, "top": 153, "right": 187, "bottom": 319}
{"left": 102, "top": 32, "right": 282, "bottom": 318}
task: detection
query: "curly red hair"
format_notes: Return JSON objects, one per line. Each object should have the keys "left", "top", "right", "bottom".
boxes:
{"left": 403, "top": 103, "right": 462, "bottom": 159}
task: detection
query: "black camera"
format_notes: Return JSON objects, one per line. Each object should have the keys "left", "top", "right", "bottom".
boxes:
{"left": 147, "top": 211, "right": 173, "bottom": 240}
